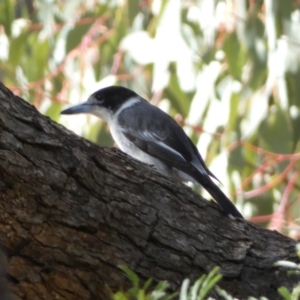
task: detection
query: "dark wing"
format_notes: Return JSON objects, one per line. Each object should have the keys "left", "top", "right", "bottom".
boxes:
{"left": 118, "top": 102, "right": 208, "bottom": 176}
{"left": 188, "top": 137, "right": 220, "bottom": 183}
{"left": 123, "top": 131, "right": 192, "bottom": 172}
{"left": 118, "top": 102, "right": 243, "bottom": 219}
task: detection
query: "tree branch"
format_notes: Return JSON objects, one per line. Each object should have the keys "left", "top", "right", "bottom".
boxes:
{"left": 0, "top": 82, "right": 299, "bottom": 300}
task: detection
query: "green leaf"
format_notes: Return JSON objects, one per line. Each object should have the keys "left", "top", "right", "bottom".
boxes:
{"left": 165, "top": 292, "right": 178, "bottom": 300}
{"left": 226, "top": 92, "right": 240, "bottom": 144}
{"left": 118, "top": 265, "right": 139, "bottom": 290}
{"left": 244, "top": 12, "right": 265, "bottom": 50}
{"left": 278, "top": 286, "right": 292, "bottom": 300}
{"left": 66, "top": 22, "right": 92, "bottom": 53}
{"left": 154, "top": 280, "right": 170, "bottom": 292}
{"left": 127, "top": 0, "right": 140, "bottom": 26}
{"left": 198, "top": 267, "right": 221, "bottom": 300}
{"left": 45, "top": 102, "right": 62, "bottom": 122}
{"left": 222, "top": 32, "right": 246, "bottom": 80}
{"left": 198, "top": 274, "right": 222, "bottom": 300}
{"left": 277, "top": 0, "right": 293, "bottom": 21}
{"left": 26, "top": 36, "right": 50, "bottom": 81}
{"left": 179, "top": 279, "right": 189, "bottom": 300}
{"left": 190, "top": 276, "right": 204, "bottom": 300}
{"left": 286, "top": 72, "right": 300, "bottom": 148}
{"left": 112, "top": 292, "right": 129, "bottom": 300}
{"left": 0, "top": 0, "right": 14, "bottom": 36}
{"left": 143, "top": 277, "right": 153, "bottom": 292}
{"left": 165, "top": 63, "right": 192, "bottom": 118}
{"left": 259, "top": 105, "right": 292, "bottom": 154}
{"left": 137, "top": 289, "right": 145, "bottom": 300}
{"left": 147, "top": 0, "right": 169, "bottom": 37}
{"left": 8, "top": 31, "right": 32, "bottom": 67}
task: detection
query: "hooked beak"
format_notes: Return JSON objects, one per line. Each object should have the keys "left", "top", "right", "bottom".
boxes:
{"left": 60, "top": 102, "right": 92, "bottom": 115}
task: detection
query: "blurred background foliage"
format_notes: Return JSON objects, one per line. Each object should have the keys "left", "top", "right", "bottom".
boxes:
{"left": 1, "top": 0, "right": 300, "bottom": 237}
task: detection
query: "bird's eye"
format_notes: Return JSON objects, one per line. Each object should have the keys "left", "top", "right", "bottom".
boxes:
{"left": 96, "top": 95, "right": 104, "bottom": 103}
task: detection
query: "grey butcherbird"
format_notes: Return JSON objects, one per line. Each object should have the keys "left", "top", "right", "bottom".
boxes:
{"left": 61, "top": 86, "right": 243, "bottom": 219}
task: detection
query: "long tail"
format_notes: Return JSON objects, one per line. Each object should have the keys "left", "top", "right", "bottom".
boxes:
{"left": 201, "top": 176, "right": 244, "bottom": 219}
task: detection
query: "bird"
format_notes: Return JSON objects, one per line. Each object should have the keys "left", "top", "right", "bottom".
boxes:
{"left": 61, "top": 86, "right": 243, "bottom": 219}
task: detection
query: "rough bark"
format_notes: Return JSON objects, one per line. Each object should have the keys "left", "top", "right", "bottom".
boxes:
{"left": 0, "top": 81, "right": 299, "bottom": 300}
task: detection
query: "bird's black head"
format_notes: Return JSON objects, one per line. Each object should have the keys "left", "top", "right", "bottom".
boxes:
{"left": 91, "top": 86, "right": 139, "bottom": 113}
{"left": 61, "top": 86, "right": 141, "bottom": 121}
